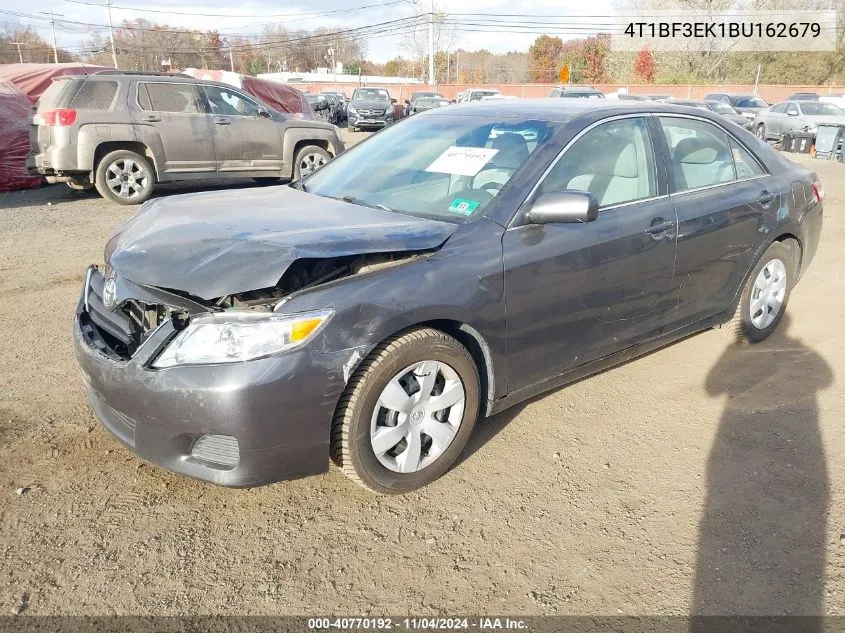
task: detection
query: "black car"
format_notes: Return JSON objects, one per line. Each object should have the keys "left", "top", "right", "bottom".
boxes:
{"left": 322, "top": 90, "right": 348, "bottom": 121}
{"left": 704, "top": 93, "right": 769, "bottom": 127}
{"left": 347, "top": 87, "right": 396, "bottom": 131}
{"left": 404, "top": 91, "right": 443, "bottom": 115}
{"left": 409, "top": 96, "right": 450, "bottom": 114}
{"left": 320, "top": 92, "right": 341, "bottom": 124}
{"left": 304, "top": 93, "right": 331, "bottom": 121}
{"left": 664, "top": 99, "right": 748, "bottom": 127}
{"left": 75, "top": 100, "right": 823, "bottom": 494}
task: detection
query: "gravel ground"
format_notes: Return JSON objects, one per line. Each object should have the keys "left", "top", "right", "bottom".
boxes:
{"left": 0, "top": 146, "right": 843, "bottom": 616}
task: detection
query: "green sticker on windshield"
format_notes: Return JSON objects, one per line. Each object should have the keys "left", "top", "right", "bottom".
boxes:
{"left": 448, "top": 198, "right": 479, "bottom": 215}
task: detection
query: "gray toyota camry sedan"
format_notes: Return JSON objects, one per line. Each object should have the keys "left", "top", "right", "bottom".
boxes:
{"left": 75, "top": 100, "right": 824, "bottom": 494}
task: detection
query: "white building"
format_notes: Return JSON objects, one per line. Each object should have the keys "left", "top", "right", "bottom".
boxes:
{"left": 258, "top": 71, "right": 422, "bottom": 85}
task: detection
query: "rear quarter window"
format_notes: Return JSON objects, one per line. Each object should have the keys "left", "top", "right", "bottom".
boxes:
{"left": 37, "top": 79, "right": 78, "bottom": 110}
{"left": 69, "top": 80, "right": 118, "bottom": 110}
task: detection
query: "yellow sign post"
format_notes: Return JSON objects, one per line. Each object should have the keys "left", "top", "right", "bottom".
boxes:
{"left": 559, "top": 65, "right": 570, "bottom": 85}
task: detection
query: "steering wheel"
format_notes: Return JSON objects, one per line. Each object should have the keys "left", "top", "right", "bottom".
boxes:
{"left": 475, "top": 181, "right": 505, "bottom": 196}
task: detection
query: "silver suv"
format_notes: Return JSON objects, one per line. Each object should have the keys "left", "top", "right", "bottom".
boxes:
{"left": 27, "top": 71, "right": 344, "bottom": 205}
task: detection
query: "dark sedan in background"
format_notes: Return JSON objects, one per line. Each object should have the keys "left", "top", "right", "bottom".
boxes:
{"left": 408, "top": 96, "right": 450, "bottom": 114}
{"left": 75, "top": 100, "right": 823, "bottom": 494}
{"left": 347, "top": 87, "right": 396, "bottom": 131}
{"left": 704, "top": 93, "right": 769, "bottom": 127}
{"left": 665, "top": 99, "right": 748, "bottom": 127}
{"left": 404, "top": 90, "right": 443, "bottom": 115}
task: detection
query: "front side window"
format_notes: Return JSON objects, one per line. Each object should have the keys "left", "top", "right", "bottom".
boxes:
{"left": 786, "top": 103, "right": 800, "bottom": 116}
{"left": 660, "top": 117, "right": 736, "bottom": 191}
{"left": 538, "top": 117, "right": 657, "bottom": 208}
{"left": 203, "top": 86, "right": 261, "bottom": 117}
{"left": 138, "top": 83, "right": 201, "bottom": 113}
{"left": 770, "top": 103, "right": 789, "bottom": 114}
{"left": 303, "top": 114, "right": 556, "bottom": 222}
{"left": 733, "top": 96, "right": 768, "bottom": 108}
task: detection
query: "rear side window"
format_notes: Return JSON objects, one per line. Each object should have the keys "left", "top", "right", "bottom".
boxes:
{"left": 138, "top": 83, "right": 201, "bottom": 113}
{"left": 70, "top": 81, "right": 118, "bottom": 110}
{"left": 771, "top": 103, "right": 789, "bottom": 114}
{"left": 728, "top": 138, "right": 765, "bottom": 179}
{"left": 660, "top": 117, "right": 736, "bottom": 191}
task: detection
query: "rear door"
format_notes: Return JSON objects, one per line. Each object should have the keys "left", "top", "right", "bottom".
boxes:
{"left": 502, "top": 115, "right": 678, "bottom": 391}
{"left": 200, "top": 84, "right": 284, "bottom": 175}
{"left": 131, "top": 81, "right": 216, "bottom": 175}
{"left": 657, "top": 115, "right": 778, "bottom": 326}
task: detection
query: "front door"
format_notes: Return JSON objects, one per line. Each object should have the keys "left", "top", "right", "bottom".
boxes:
{"left": 132, "top": 81, "right": 216, "bottom": 175}
{"left": 503, "top": 116, "right": 678, "bottom": 391}
{"left": 200, "top": 85, "right": 284, "bottom": 175}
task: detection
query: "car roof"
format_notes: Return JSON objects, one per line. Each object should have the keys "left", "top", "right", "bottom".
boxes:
{"left": 428, "top": 98, "right": 744, "bottom": 122}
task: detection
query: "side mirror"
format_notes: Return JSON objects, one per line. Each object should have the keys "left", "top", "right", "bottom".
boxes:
{"left": 391, "top": 98, "right": 397, "bottom": 104}
{"left": 787, "top": 109, "right": 799, "bottom": 116}
{"left": 258, "top": 108, "right": 271, "bottom": 119}
{"left": 527, "top": 191, "right": 599, "bottom": 224}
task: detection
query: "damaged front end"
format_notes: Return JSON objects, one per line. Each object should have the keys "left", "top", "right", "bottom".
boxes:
{"left": 81, "top": 251, "right": 431, "bottom": 363}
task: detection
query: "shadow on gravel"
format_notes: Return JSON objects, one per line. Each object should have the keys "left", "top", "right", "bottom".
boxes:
{"left": 692, "top": 314, "right": 833, "bottom": 623}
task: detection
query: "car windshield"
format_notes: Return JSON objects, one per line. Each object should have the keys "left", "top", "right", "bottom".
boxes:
{"left": 412, "top": 92, "right": 440, "bottom": 101}
{"left": 708, "top": 102, "right": 737, "bottom": 114}
{"left": 469, "top": 91, "right": 500, "bottom": 101}
{"left": 353, "top": 88, "right": 389, "bottom": 101}
{"left": 732, "top": 96, "right": 767, "bottom": 108}
{"left": 416, "top": 97, "right": 445, "bottom": 107}
{"left": 799, "top": 102, "right": 845, "bottom": 116}
{"left": 302, "top": 114, "right": 557, "bottom": 223}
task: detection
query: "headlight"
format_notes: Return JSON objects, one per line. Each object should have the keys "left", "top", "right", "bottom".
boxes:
{"left": 152, "top": 309, "right": 333, "bottom": 368}
{"left": 347, "top": 105, "right": 357, "bottom": 114}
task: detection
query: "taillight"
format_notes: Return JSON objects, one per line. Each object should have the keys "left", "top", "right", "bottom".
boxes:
{"left": 40, "top": 108, "right": 77, "bottom": 126}
{"left": 812, "top": 179, "right": 824, "bottom": 204}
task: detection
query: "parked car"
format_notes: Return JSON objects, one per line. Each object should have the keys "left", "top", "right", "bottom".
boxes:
{"left": 347, "top": 87, "right": 397, "bottom": 131}
{"left": 548, "top": 85, "right": 604, "bottom": 99}
{"left": 304, "top": 93, "right": 331, "bottom": 121}
{"left": 27, "top": 71, "right": 343, "bottom": 204}
{"left": 320, "top": 92, "right": 342, "bottom": 124}
{"left": 752, "top": 100, "right": 845, "bottom": 141}
{"left": 606, "top": 92, "right": 650, "bottom": 101}
{"left": 408, "top": 96, "right": 450, "bottom": 114}
{"left": 404, "top": 91, "right": 443, "bottom": 116}
{"left": 704, "top": 93, "right": 769, "bottom": 126}
{"left": 664, "top": 99, "right": 748, "bottom": 127}
{"left": 75, "top": 99, "right": 823, "bottom": 493}
{"left": 322, "top": 90, "right": 348, "bottom": 121}
{"left": 458, "top": 88, "right": 502, "bottom": 102}
{"left": 787, "top": 92, "right": 819, "bottom": 100}
{"left": 641, "top": 94, "right": 671, "bottom": 101}
{"left": 819, "top": 94, "right": 845, "bottom": 108}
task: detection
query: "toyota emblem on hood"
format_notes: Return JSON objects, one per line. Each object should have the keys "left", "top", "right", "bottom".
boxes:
{"left": 102, "top": 277, "right": 117, "bottom": 310}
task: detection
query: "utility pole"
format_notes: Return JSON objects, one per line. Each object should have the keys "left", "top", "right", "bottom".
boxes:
{"left": 10, "top": 42, "right": 24, "bottom": 63}
{"left": 228, "top": 44, "right": 235, "bottom": 72}
{"left": 427, "top": 0, "right": 435, "bottom": 86}
{"left": 38, "top": 10, "right": 63, "bottom": 64}
{"left": 105, "top": 0, "right": 118, "bottom": 68}
{"left": 753, "top": 63, "right": 762, "bottom": 96}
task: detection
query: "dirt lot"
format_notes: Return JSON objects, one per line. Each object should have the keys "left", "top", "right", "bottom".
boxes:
{"left": 1, "top": 141, "right": 844, "bottom": 617}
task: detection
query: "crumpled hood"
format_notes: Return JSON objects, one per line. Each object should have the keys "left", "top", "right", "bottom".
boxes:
{"left": 105, "top": 186, "right": 457, "bottom": 300}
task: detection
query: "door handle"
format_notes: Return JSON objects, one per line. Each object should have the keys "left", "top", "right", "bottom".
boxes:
{"left": 142, "top": 115, "right": 161, "bottom": 122}
{"left": 757, "top": 190, "right": 776, "bottom": 205}
{"left": 214, "top": 118, "right": 231, "bottom": 126}
{"left": 645, "top": 219, "right": 674, "bottom": 239}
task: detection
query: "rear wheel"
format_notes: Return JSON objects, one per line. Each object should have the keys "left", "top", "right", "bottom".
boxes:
{"left": 94, "top": 149, "right": 154, "bottom": 205}
{"left": 293, "top": 145, "right": 331, "bottom": 180}
{"left": 725, "top": 241, "right": 794, "bottom": 343}
{"left": 331, "top": 328, "right": 480, "bottom": 494}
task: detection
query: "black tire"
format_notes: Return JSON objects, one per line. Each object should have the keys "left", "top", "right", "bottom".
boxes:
{"left": 94, "top": 149, "right": 154, "bottom": 205}
{"left": 724, "top": 241, "right": 794, "bottom": 343}
{"left": 756, "top": 124, "right": 767, "bottom": 140}
{"left": 252, "top": 177, "right": 282, "bottom": 184}
{"left": 331, "top": 328, "right": 480, "bottom": 494}
{"left": 293, "top": 145, "right": 331, "bottom": 180}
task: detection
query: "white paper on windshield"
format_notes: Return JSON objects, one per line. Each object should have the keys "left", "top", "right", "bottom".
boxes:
{"left": 425, "top": 146, "right": 499, "bottom": 177}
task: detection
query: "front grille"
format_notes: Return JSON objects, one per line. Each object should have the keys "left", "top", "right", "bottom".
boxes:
{"left": 357, "top": 108, "right": 385, "bottom": 116}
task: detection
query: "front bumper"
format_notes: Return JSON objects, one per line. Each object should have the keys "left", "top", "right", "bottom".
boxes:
{"left": 73, "top": 268, "right": 347, "bottom": 487}
{"left": 348, "top": 114, "right": 393, "bottom": 128}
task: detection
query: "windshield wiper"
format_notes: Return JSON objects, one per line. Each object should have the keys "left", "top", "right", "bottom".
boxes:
{"left": 340, "top": 195, "right": 393, "bottom": 212}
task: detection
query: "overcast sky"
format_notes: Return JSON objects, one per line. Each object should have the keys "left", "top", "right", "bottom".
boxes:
{"left": 2, "top": 0, "right": 617, "bottom": 63}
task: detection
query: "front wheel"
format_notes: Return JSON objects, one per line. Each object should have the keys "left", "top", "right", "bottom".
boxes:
{"left": 293, "top": 145, "right": 331, "bottom": 180}
{"left": 331, "top": 328, "right": 480, "bottom": 494}
{"left": 725, "top": 241, "right": 794, "bottom": 343}
{"left": 94, "top": 149, "right": 154, "bottom": 205}
{"left": 756, "top": 124, "right": 767, "bottom": 140}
